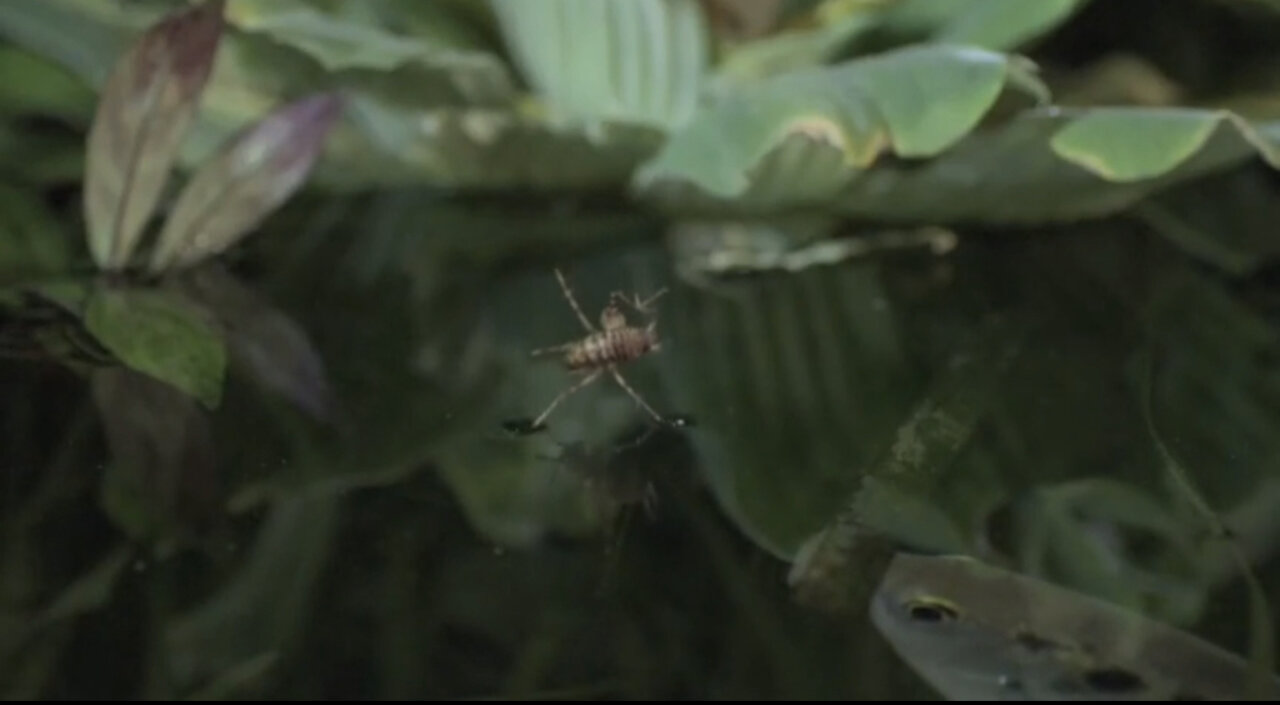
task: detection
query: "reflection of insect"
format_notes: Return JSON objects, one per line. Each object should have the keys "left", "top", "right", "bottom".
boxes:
{"left": 539, "top": 424, "right": 665, "bottom": 519}
{"left": 509, "top": 268, "right": 690, "bottom": 434}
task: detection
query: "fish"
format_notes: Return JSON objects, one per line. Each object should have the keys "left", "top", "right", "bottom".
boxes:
{"left": 871, "top": 552, "right": 1279, "bottom": 701}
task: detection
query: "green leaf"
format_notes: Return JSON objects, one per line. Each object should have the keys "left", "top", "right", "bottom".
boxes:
{"left": 713, "top": 0, "right": 1086, "bottom": 86}
{"left": 0, "top": 45, "right": 94, "bottom": 122}
{"left": 0, "top": 183, "right": 70, "bottom": 283}
{"left": 490, "top": 0, "right": 709, "bottom": 128}
{"left": 635, "top": 44, "right": 1046, "bottom": 202}
{"left": 225, "top": 0, "right": 513, "bottom": 104}
{"left": 343, "top": 95, "right": 664, "bottom": 189}
{"left": 830, "top": 110, "right": 1279, "bottom": 224}
{"left": 149, "top": 93, "right": 343, "bottom": 272}
{"left": 877, "top": 0, "right": 1089, "bottom": 51}
{"left": 713, "top": 12, "right": 878, "bottom": 85}
{"left": 83, "top": 1, "right": 225, "bottom": 270}
{"left": 84, "top": 287, "right": 227, "bottom": 408}
{"left": 0, "top": 0, "right": 149, "bottom": 90}
{"left": 1050, "top": 108, "right": 1280, "bottom": 181}
{"left": 0, "top": 121, "right": 86, "bottom": 186}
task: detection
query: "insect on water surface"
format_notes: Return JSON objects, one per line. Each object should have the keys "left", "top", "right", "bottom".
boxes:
{"left": 505, "top": 268, "right": 691, "bottom": 434}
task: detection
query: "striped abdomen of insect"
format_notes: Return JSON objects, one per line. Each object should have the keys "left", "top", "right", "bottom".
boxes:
{"left": 563, "top": 326, "right": 659, "bottom": 370}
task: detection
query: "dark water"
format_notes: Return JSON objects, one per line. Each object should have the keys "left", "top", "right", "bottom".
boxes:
{"left": 3, "top": 190, "right": 1279, "bottom": 699}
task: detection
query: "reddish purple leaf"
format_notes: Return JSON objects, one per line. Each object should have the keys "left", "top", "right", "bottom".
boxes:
{"left": 149, "top": 93, "right": 344, "bottom": 272}
{"left": 84, "top": 1, "right": 225, "bottom": 271}
{"left": 174, "top": 264, "right": 338, "bottom": 423}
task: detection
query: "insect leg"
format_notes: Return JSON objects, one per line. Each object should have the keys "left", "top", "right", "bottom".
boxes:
{"left": 610, "top": 288, "right": 668, "bottom": 314}
{"left": 555, "top": 268, "right": 596, "bottom": 332}
{"left": 529, "top": 341, "right": 572, "bottom": 359}
{"left": 608, "top": 366, "right": 665, "bottom": 423}
{"left": 531, "top": 369, "right": 603, "bottom": 428}
{"left": 635, "top": 287, "right": 668, "bottom": 311}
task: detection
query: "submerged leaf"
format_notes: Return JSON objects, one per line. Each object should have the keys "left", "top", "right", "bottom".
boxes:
{"left": 39, "top": 546, "right": 132, "bottom": 625}
{"left": 149, "top": 93, "right": 343, "bottom": 272}
{"left": 92, "top": 367, "right": 218, "bottom": 543}
{"left": 1133, "top": 166, "right": 1280, "bottom": 276}
{"left": 164, "top": 495, "right": 338, "bottom": 694}
{"left": 83, "top": 1, "right": 225, "bottom": 270}
{"left": 176, "top": 265, "right": 337, "bottom": 422}
{"left": 661, "top": 262, "right": 914, "bottom": 560}
{"left": 84, "top": 287, "right": 227, "bottom": 408}
{"left": 788, "top": 321, "right": 1023, "bottom": 611}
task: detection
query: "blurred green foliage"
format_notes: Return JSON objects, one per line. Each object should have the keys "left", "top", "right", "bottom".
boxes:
{"left": 2, "top": 0, "right": 1280, "bottom": 699}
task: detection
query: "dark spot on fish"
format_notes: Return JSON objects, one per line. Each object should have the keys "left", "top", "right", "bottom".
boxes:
{"left": 501, "top": 418, "right": 548, "bottom": 435}
{"left": 1083, "top": 666, "right": 1145, "bottom": 693}
{"left": 905, "top": 598, "right": 959, "bottom": 623}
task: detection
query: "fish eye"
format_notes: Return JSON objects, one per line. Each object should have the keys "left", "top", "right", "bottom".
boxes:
{"left": 903, "top": 597, "right": 959, "bottom": 623}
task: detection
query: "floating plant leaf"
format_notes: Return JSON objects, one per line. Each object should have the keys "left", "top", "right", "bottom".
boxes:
{"left": 84, "top": 287, "right": 227, "bottom": 408}
{"left": 345, "top": 95, "right": 663, "bottom": 190}
{"left": 149, "top": 93, "right": 342, "bottom": 272}
{"left": 1049, "top": 108, "right": 1280, "bottom": 181}
{"left": 829, "top": 109, "right": 1280, "bottom": 224}
{"left": 634, "top": 44, "right": 1047, "bottom": 202}
{"left": 83, "top": 1, "right": 224, "bottom": 270}
{"left": 225, "top": 0, "right": 513, "bottom": 104}
{"left": 490, "top": 0, "right": 709, "bottom": 128}
{"left": 876, "top": 0, "right": 1089, "bottom": 51}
